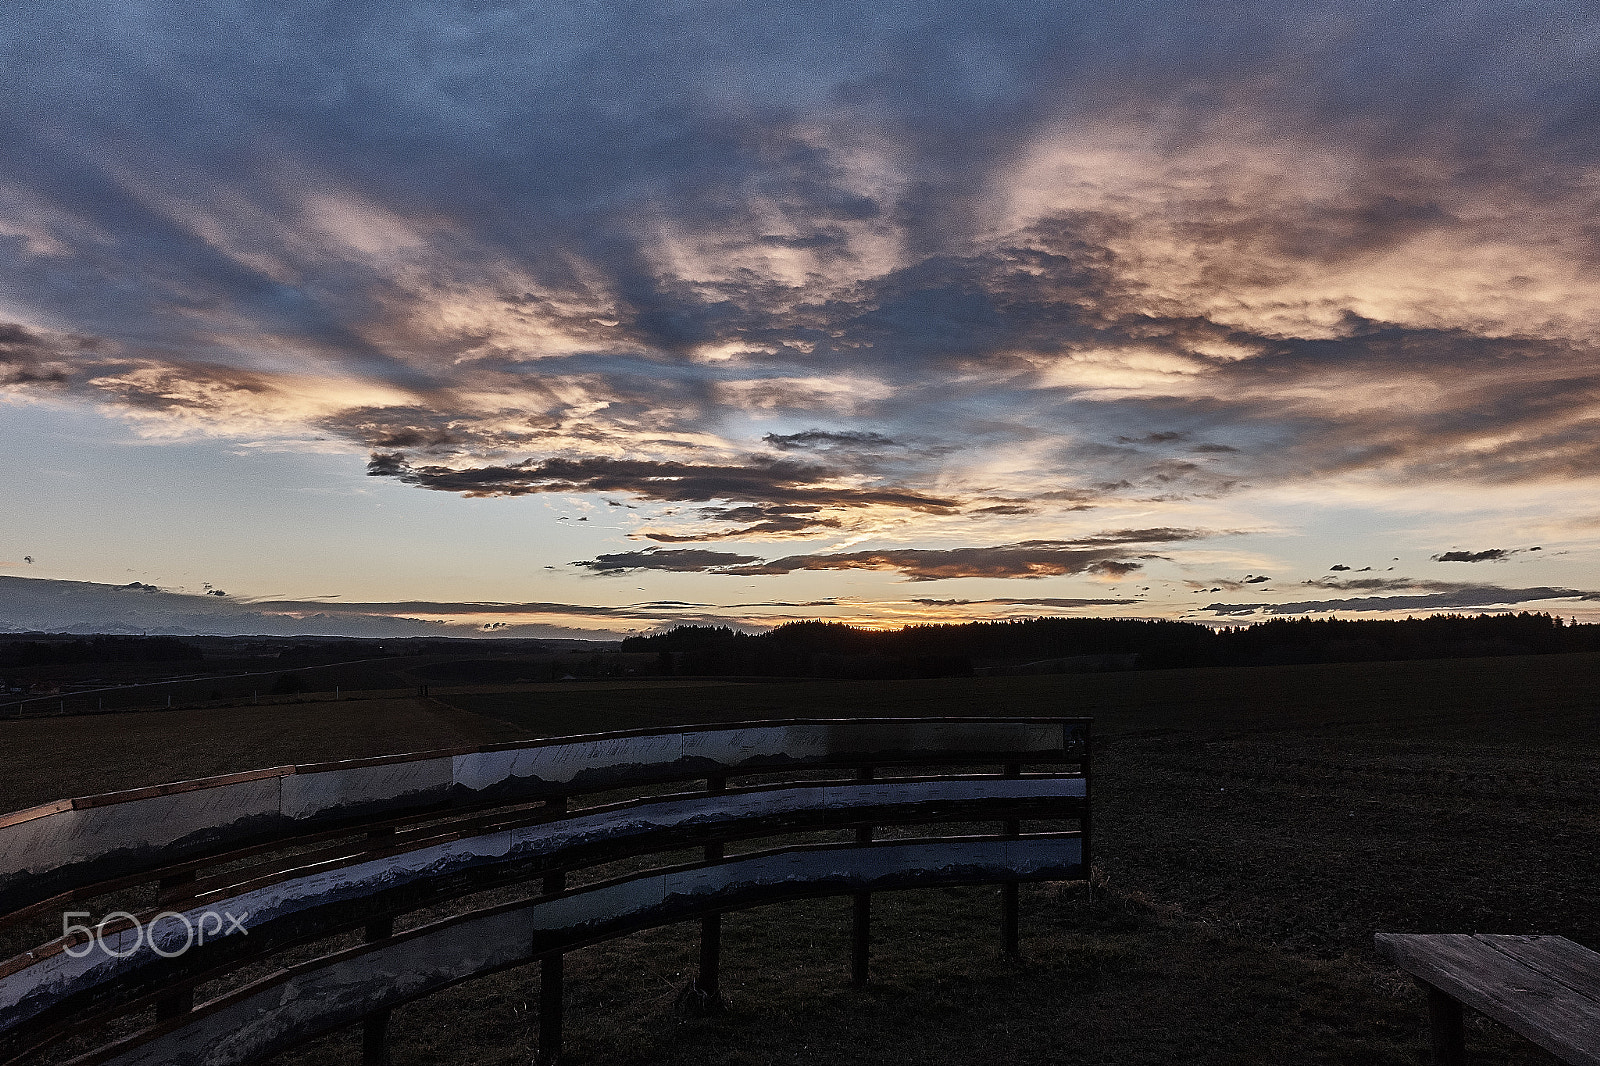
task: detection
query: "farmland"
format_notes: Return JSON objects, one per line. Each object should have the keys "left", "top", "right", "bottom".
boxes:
{"left": 3, "top": 651, "right": 1596, "bottom": 1063}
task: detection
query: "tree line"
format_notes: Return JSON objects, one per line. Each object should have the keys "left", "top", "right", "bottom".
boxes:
{"left": 0, "top": 636, "right": 203, "bottom": 667}
{"left": 621, "top": 612, "right": 1600, "bottom": 679}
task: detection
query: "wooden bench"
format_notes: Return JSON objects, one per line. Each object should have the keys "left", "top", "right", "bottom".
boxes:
{"left": 1375, "top": 933, "right": 1600, "bottom": 1065}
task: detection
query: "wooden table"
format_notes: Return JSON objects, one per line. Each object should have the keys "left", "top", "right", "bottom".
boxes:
{"left": 1375, "top": 933, "right": 1600, "bottom": 1065}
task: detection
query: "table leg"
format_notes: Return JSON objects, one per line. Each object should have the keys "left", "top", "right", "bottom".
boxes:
{"left": 1425, "top": 983, "right": 1466, "bottom": 1066}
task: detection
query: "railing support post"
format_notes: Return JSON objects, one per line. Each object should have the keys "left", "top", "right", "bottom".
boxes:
{"left": 851, "top": 765, "right": 873, "bottom": 987}
{"left": 699, "top": 910, "right": 721, "bottom": 996}
{"left": 362, "top": 828, "right": 397, "bottom": 1066}
{"left": 693, "top": 775, "right": 728, "bottom": 1010}
{"left": 155, "top": 870, "right": 197, "bottom": 1021}
{"left": 536, "top": 796, "right": 568, "bottom": 1065}
{"left": 1001, "top": 761, "right": 1021, "bottom": 956}
{"left": 537, "top": 955, "right": 563, "bottom": 1065}
{"left": 361, "top": 1007, "right": 391, "bottom": 1066}
{"left": 1080, "top": 719, "right": 1093, "bottom": 902}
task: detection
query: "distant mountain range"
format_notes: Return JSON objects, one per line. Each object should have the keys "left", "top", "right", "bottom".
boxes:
{"left": 0, "top": 576, "right": 626, "bottom": 641}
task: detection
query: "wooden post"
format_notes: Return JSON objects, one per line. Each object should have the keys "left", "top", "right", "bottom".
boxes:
{"left": 537, "top": 796, "right": 567, "bottom": 1066}
{"left": 851, "top": 765, "right": 873, "bottom": 987}
{"left": 155, "top": 870, "right": 197, "bottom": 1020}
{"left": 1425, "top": 984, "right": 1466, "bottom": 1066}
{"left": 698, "top": 775, "right": 726, "bottom": 1003}
{"left": 362, "top": 828, "right": 397, "bottom": 1066}
{"left": 1001, "top": 761, "right": 1021, "bottom": 956}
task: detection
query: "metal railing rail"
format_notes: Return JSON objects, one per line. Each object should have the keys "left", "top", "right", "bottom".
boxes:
{"left": 0, "top": 717, "right": 1090, "bottom": 1066}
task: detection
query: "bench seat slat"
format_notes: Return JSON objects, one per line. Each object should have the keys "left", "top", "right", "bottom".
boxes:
{"left": 1375, "top": 933, "right": 1600, "bottom": 1066}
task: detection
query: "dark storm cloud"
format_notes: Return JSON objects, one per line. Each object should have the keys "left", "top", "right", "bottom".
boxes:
{"left": 3, "top": 1, "right": 1600, "bottom": 536}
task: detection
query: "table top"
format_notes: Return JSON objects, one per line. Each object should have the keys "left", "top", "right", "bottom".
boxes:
{"left": 1376, "top": 933, "right": 1600, "bottom": 1066}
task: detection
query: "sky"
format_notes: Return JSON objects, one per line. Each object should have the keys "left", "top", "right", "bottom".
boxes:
{"left": 3, "top": 1, "right": 1600, "bottom": 638}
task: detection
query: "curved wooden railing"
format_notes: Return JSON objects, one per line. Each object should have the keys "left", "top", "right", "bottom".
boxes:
{"left": 0, "top": 717, "right": 1090, "bottom": 1065}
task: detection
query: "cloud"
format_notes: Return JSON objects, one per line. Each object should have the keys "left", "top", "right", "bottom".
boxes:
{"left": 730, "top": 545, "right": 1153, "bottom": 581}
{"left": 0, "top": 322, "right": 86, "bottom": 386}
{"left": 0, "top": 576, "right": 643, "bottom": 638}
{"left": 0, "top": 576, "right": 1162, "bottom": 638}
{"left": 1431, "top": 548, "right": 1524, "bottom": 563}
{"left": 639, "top": 503, "right": 845, "bottom": 541}
{"left": 573, "top": 549, "right": 761, "bottom": 574}
{"left": 367, "top": 452, "right": 960, "bottom": 516}
{"left": 3, "top": 0, "right": 1600, "bottom": 554}
{"left": 577, "top": 528, "right": 1219, "bottom": 581}
{"left": 1300, "top": 576, "right": 1447, "bottom": 592}
{"left": 762, "top": 429, "right": 898, "bottom": 450}
{"left": 0, "top": 576, "right": 914, "bottom": 638}
{"left": 909, "top": 597, "right": 1139, "bottom": 608}
{"left": 1204, "top": 585, "right": 1600, "bottom": 617}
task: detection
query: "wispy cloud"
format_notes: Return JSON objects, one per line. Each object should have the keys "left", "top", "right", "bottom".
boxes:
{"left": 1204, "top": 585, "right": 1599, "bottom": 617}
{"left": 367, "top": 452, "right": 959, "bottom": 513}
{"left": 576, "top": 528, "right": 1220, "bottom": 581}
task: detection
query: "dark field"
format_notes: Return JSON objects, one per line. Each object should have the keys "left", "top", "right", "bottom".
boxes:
{"left": 4, "top": 652, "right": 1598, "bottom": 1063}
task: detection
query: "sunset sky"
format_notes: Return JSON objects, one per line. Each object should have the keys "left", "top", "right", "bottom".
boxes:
{"left": 3, "top": 2, "right": 1599, "bottom": 638}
